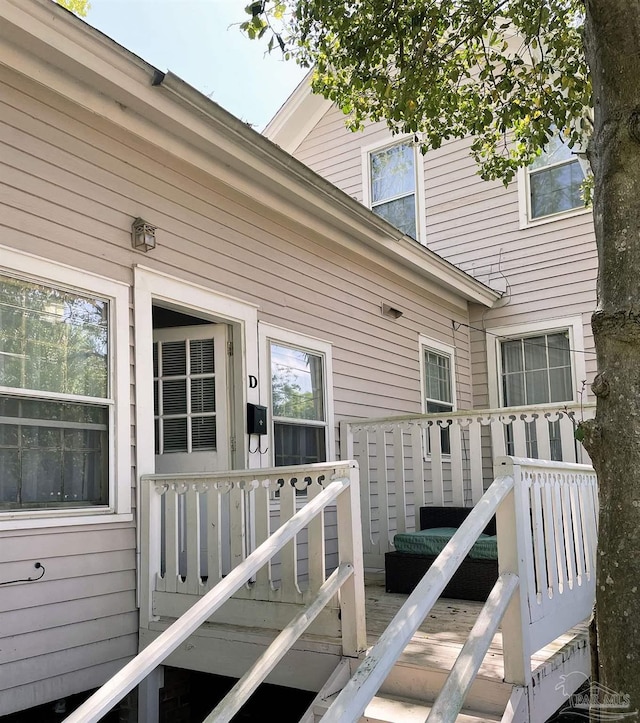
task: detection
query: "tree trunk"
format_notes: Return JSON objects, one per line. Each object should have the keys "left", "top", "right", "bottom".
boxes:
{"left": 582, "top": 1, "right": 640, "bottom": 713}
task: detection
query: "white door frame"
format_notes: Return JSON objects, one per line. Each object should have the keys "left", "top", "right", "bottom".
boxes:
{"left": 133, "top": 266, "right": 260, "bottom": 603}
{"left": 134, "top": 265, "right": 260, "bottom": 479}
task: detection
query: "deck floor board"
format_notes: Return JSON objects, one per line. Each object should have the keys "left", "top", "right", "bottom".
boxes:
{"left": 363, "top": 578, "right": 588, "bottom": 682}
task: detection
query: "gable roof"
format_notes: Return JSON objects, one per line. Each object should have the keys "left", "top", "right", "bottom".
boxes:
{"left": 0, "top": 0, "right": 500, "bottom": 308}
{"left": 263, "top": 70, "right": 333, "bottom": 155}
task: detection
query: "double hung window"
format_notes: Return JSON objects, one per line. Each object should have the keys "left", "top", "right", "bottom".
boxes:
{"left": 527, "top": 134, "right": 586, "bottom": 221}
{"left": 270, "top": 343, "right": 327, "bottom": 467}
{"left": 369, "top": 141, "right": 418, "bottom": 240}
{"left": 0, "top": 274, "right": 110, "bottom": 510}
{"left": 500, "top": 331, "right": 573, "bottom": 459}
{"left": 421, "top": 338, "right": 456, "bottom": 455}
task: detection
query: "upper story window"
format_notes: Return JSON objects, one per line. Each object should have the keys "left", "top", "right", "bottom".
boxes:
{"left": 0, "top": 274, "right": 110, "bottom": 510}
{"left": 270, "top": 343, "right": 327, "bottom": 467}
{"left": 369, "top": 141, "right": 418, "bottom": 240}
{"left": 527, "top": 134, "right": 586, "bottom": 222}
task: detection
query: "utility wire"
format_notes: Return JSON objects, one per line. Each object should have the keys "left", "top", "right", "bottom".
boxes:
{"left": 453, "top": 320, "right": 598, "bottom": 358}
{"left": 0, "top": 562, "right": 45, "bottom": 586}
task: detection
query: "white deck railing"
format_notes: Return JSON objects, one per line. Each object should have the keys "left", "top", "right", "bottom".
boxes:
{"left": 63, "top": 461, "right": 366, "bottom": 723}
{"left": 321, "top": 456, "right": 598, "bottom": 723}
{"left": 340, "top": 402, "right": 596, "bottom": 568}
{"left": 138, "top": 461, "right": 366, "bottom": 641}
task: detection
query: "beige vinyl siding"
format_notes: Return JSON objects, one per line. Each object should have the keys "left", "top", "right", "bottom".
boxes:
{"left": 0, "top": 59, "right": 475, "bottom": 711}
{"left": 295, "top": 105, "right": 598, "bottom": 410}
{"left": 0, "top": 526, "right": 137, "bottom": 716}
{"left": 0, "top": 66, "right": 473, "bottom": 421}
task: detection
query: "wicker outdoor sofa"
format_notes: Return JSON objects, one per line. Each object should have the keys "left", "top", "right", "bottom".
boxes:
{"left": 384, "top": 506, "right": 498, "bottom": 601}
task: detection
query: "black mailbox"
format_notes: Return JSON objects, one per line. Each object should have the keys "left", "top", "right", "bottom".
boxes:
{"left": 247, "top": 403, "right": 268, "bottom": 435}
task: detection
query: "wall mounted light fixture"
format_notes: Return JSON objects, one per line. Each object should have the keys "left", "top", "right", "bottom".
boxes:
{"left": 131, "top": 217, "right": 157, "bottom": 252}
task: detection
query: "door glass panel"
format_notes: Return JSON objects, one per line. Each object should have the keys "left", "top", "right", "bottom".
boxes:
{"left": 154, "top": 333, "right": 220, "bottom": 456}
{"left": 162, "top": 418, "right": 188, "bottom": 452}
{"left": 162, "top": 379, "right": 188, "bottom": 415}
{"left": 191, "top": 378, "right": 215, "bottom": 414}
{"left": 190, "top": 339, "right": 214, "bottom": 374}
{"left": 192, "top": 416, "right": 216, "bottom": 450}
{"left": 161, "top": 341, "right": 187, "bottom": 376}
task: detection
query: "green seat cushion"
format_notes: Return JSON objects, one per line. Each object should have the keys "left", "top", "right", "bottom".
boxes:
{"left": 393, "top": 527, "right": 498, "bottom": 560}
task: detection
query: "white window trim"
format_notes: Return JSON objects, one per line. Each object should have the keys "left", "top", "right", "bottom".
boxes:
{"left": 361, "top": 135, "right": 427, "bottom": 245}
{"left": 419, "top": 335, "right": 458, "bottom": 415}
{"left": 517, "top": 161, "right": 591, "bottom": 230}
{"left": 0, "top": 245, "right": 131, "bottom": 530}
{"left": 419, "top": 335, "right": 457, "bottom": 462}
{"left": 258, "top": 323, "right": 335, "bottom": 467}
{"left": 486, "top": 316, "right": 587, "bottom": 409}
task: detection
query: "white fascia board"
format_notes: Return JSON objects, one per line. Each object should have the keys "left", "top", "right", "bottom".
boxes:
{"left": 1, "top": 0, "right": 499, "bottom": 309}
{"left": 263, "top": 70, "right": 333, "bottom": 153}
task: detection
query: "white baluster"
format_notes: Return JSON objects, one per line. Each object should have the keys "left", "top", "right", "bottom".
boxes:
{"left": 411, "top": 424, "right": 426, "bottom": 513}
{"left": 164, "top": 485, "right": 179, "bottom": 594}
{"left": 185, "top": 484, "right": 201, "bottom": 594}
{"left": 449, "top": 421, "right": 464, "bottom": 506}
{"left": 393, "top": 426, "right": 407, "bottom": 534}
{"left": 468, "top": 419, "right": 484, "bottom": 504}
{"left": 429, "top": 423, "right": 444, "bottom": 506}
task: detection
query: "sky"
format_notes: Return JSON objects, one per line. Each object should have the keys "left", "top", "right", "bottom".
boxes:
{"left": 83, "top": 0, "right": 309, "bottom": 131}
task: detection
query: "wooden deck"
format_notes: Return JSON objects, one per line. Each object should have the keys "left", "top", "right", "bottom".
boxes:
{"left": 363, "top": 575, "right": 590, "bottom": 685}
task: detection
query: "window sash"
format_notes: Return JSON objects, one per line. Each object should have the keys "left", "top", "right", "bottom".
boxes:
{"left": 369, "top": 142, "right": 418, "bottom": 240}
{"left": 500, "top": 333, "right": 573, "bottom": 407}
{"left": 0, "top": 274, "right": 109, "bottom": 399}
{"left": 424, "top": 350, "right": 453, "bottom": 406}
{"left": 273, "top": 421, "right": 327, "bottom": 467}
{"left": 270, "top": 344, "right": 325, "bottom": 423}
{"left": 0, "top": 395, "right": 109, "bottom": 509}
{"left": 527, "top": 133, "right": 585, "bottom": 221}
{"left": 529, "top": 158, "right": 585, "bottom": 220}
{"left": 370, "top": 143, "right": 416, "bottom": 203}
{"left": 371, "top": 195, "right": 417, "bottom": 239}
{"left": 270, "top": 342, "right": 328, "bottom": 469}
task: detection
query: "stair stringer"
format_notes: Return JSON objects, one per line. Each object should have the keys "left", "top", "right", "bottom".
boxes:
{"left": 300, "top": 657, "right": 354, "bottom": 723}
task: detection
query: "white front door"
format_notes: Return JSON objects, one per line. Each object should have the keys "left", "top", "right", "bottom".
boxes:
{"left": 153, "top": 324, "right": 229, "bottom": 475}
{"left": 153, "top": 324, "right": 232, "bottom": 576}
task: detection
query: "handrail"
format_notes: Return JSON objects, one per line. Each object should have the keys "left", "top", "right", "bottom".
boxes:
{"left": 426, "top": 573, "right": 519, "bottom": 723}
{"left": 141, "top": 459, "right": 354, "bottom": 483}
{"left": 321, "top": 473, "right": 516, "bottom": 723}
{"left": 203, "top": 563, "right": 354, "bottom": 723}
{"left": 63, "top": 477, "right": 351, "bottom": 723}
{"left": 341, "top": 401, "right": 596, "bottom": 428}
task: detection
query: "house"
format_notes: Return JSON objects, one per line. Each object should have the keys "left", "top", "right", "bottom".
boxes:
{"left": 265, "top": 73, "right": 598, "bottom": 422}
{"left": 0, "top": 0, "right": 496, "bottom": 717}
{"left": 0, "top": 2, "right": 598, "bottom": 722}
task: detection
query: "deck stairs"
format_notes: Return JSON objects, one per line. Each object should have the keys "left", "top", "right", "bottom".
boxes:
{"left": 302, "top": 657, "right": 507, "bottom": 722}
{"left": 63, "top": 456, "right": 596, "bottom": 723}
